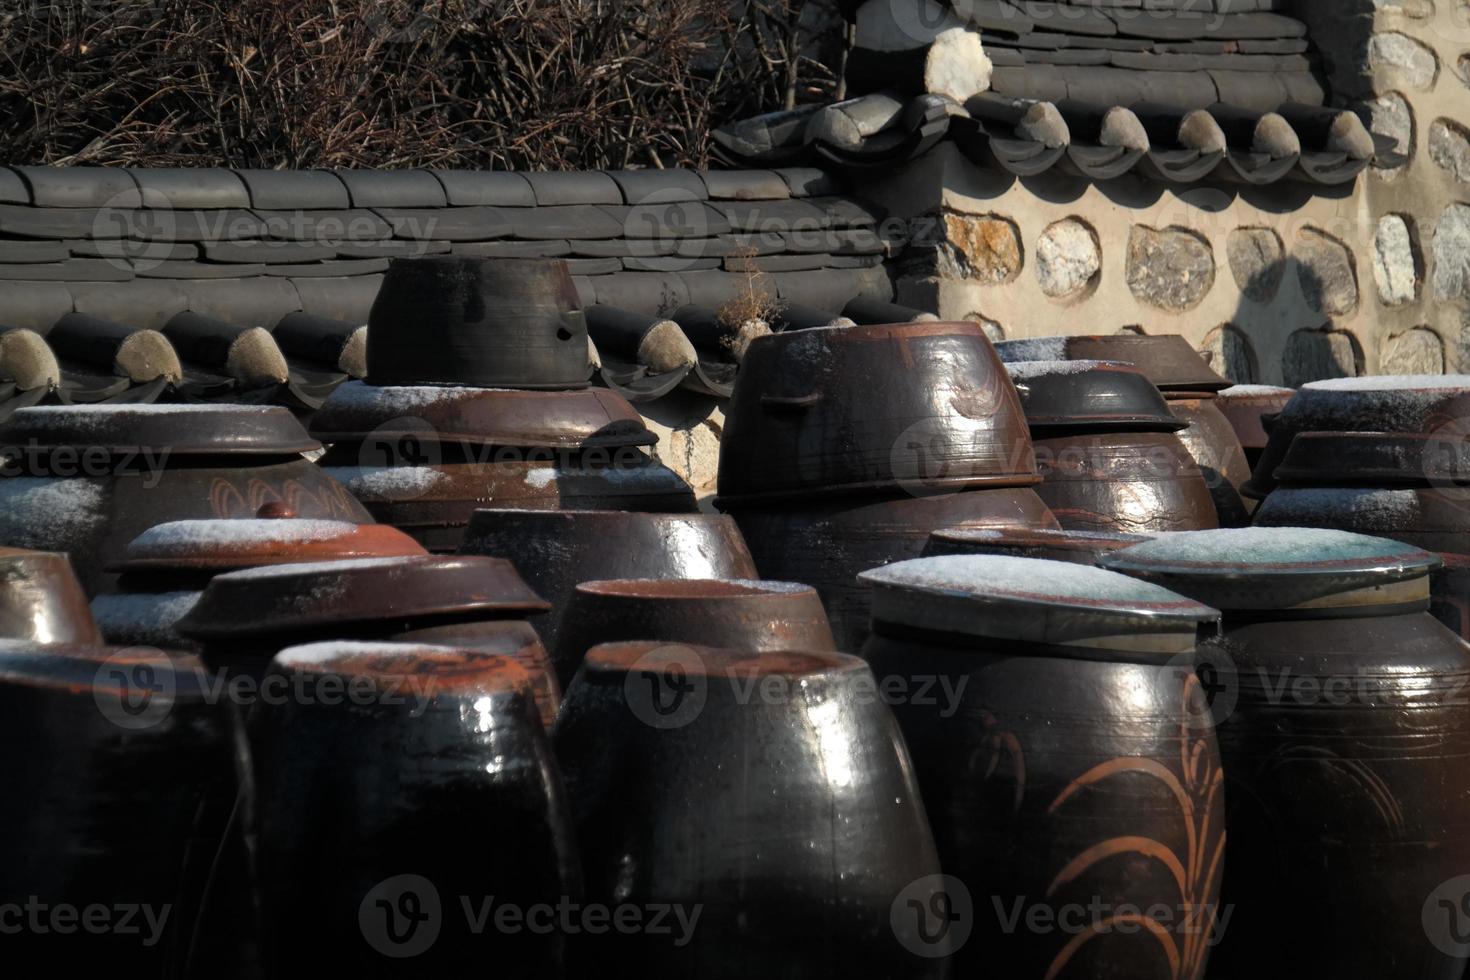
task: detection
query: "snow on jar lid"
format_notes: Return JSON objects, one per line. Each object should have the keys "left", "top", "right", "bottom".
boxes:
{"left": 0, "top": 403, "right": 320, "bottom": 456}
{"left": 860, "top": 555, "right": 1218, "bottom": 654}
{"left": 113, "top": 505, "right": 426, "bottom": 573}
{"left": 1100, "top": 527, "right": 1441, "bottom": 612}
{"left": 176, "top": 555, "right": 549, "bottom": 640}
{"left": 271, "top": 640, "right": 533, "bottom": 699}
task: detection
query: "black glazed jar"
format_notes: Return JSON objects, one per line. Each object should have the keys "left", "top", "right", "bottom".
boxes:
{"left": 1102, "top": 528, "right": 1470, "bottom": 980}
{"left": 860, "top": 555, "right": 1225, "bottom": 980}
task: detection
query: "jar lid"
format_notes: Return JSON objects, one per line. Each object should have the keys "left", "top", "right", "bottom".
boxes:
{"left": 1274, "top": 430, "right": 1470, "bottom": 487}
{"left": 0, "top": 641, "right": 209, "bottom": 699}
{"left": 996, "top": 335, "right": 1230, "bottom": 392}
{"left": 309, "top": 381, "right": 654, "bottom": 449}
{"left": 271, "top": 640, "right": 531, "bottom": 698}
{"left": 581, "top": 640, "right": 862, "bottom": 682}
{"left": 0, "top": 404, "right": 319, "bottom": 455}
{"left": 860, "top": 555, "right": 1218, "bottom": 654}
{"left": 927, "top": 527, "right": 1152, "bottom": 564}
{"left": 113, "top": 513, "right": 427, "bottom": 573}
{"left": 1006, "top": 360, "right": 1185, "bottom": 432}
{"left": 176, "top": 555, "right": 549, "bottom": 639}
{"left": 1100, "top": 527, "right": 1441, "bottom": 611}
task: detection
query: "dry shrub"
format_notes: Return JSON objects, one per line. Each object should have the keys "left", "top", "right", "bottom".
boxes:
{"left": 0, "top": 0, "right": 843, "bottom": 169}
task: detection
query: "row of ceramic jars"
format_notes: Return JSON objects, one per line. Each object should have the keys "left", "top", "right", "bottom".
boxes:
{"left": 311, "top": 258, "right": 696, "bottom": 551}
{"left": 1247, "top": 376, "right": 1470, "bottom": 639}
{"left": 714, "top": 320, "right": 1060, "bottom": 652}
{"left": 862, "top": 527, "right": 1470, "bottom": 980}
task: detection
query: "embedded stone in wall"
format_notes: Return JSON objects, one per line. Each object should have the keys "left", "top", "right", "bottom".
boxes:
{"left": 965, "top": 312, "right": 1004, "bottom": 342}
{"left": 1367, "top": 93, "right": 1414, "bottom": 176}
{"left": 1227, "top": 227, "right": 1285, "bottom": 303}
{"left": 1459, "top": 53, "right": 1470, "bottom": 89}
{"left": 1295, "top": 229, "right": 1359, "bottom": 317}
{"left": 1125, "top": 226, "right": 1215, "bottom": 313}
{"left": 1372, "top": 215, "right": 1418, "bottom": 306}
{"left": 1382, "top": 327, "right": 1446, "bottom": 375}
{"left": 1368, "top": 32, "right": 1439, "bottom": 90}
{"left": 1282, "top": 328, "right": 1364, "bottom": 387}
{"left": 1430, "top": 119, "right": 1470, "bottom": 182}
{"left": 1200, "top": 325, "right": 1258, "bottom": 385}
{"left": 1035, "top": 219, "right": 1100, "bottom": 300}
{"left": 1433, "top": 203, "right": 1470, "bottom": 301}
{"left": 941, "top": 213, "right": 1022, "bottom": 285}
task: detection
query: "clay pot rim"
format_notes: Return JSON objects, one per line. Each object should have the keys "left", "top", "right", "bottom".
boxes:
{"left": 111, "top": 519, "right": 427, "bottom": 573}
{"left": 1009, "top": 358, "right": 1187, "bottom": 433}
{"left": 272, "top": 640, "right": 531, "bottom": 695}
{"left": 749, "top": 320, "right": 994, "bottom": 350}
{"left": 464, "top": 507, "right": 739, "bottom": 534}
{"left": 575, "top": 578, "right": 815, "bottom": 600}
{"left": 930, "top": 527, "right": 1151, "bottom": 554}
{"left": 998, "top": 334, "right": 1231, "bottom": 392}
{"left": 582, "top": 640, "right": 863, "bottom": 679}
{"left": 0, "top": 642, "right": 205, "bottom": 697}
{"left": 1272, "top": 430, "right": 1470, "bottom": 487}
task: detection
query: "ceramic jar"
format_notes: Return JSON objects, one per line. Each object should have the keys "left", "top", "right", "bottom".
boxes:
{"left": 0, "top": 404, "right": 370, "bottom": 593}
{"left": 176, "top": 554, "right": 561, "bottom": 727}
{"left": 311, "top": 382, "right": 695, "bottom": 552}
{"left": 93, "top": 510, "right": 426, "bottom": 650}
{"left": 1102, "top": 527, "right": 1470, "bottom": 980}
{"left": 0, "top": 643, "right": 232, "bottom": 971}
{"left": 458, "top": 509, "right": 760, "bottom": 668}
{"left": 1008, "top": 360, "right": 1219, "bottom": 534}
{"left": 253, "top": 641, "right": 581, "bottom": 975}
{"left": 0, "top": 547, "right": 102, "bottom": 644}
{"left": 998, "top": 334, "right": 1251, "bottom": 527}
{"left": 718, "top": 322, "right": 1056, "bottom": 653}
{"left": 861, "top": 555, "right": 1225, "bottom": 980}
{"left": 1214, "top": 385, "right": 1295, "bottom": 471}
{"left": 553, "top": 578, "right": 836, "bottom": 685}
{"left": 553, "top": 641, "right": 946, "bottom": 978}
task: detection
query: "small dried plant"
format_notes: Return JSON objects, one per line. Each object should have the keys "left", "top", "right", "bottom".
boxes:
{"left": 716, "top": 247, "right": 783, "bottom": 361}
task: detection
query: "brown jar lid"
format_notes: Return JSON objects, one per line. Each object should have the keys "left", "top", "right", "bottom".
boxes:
{"left": 176, "top": 555, "right": 550, "bottom": 640}
{"left": 113, "top": 513, "right": 427, "bottom": 574}
{"left": 927, "top": 527, "right": 1152, "bottom": 564}
{"left": 1101, "top": 527, "right": 1441, "bottom": 611}
{"left": 997, "top": 335, "right": 1230, "bottom": 393}
{"left": 309, "top": 381, "right": 655, "bottom": 449}
{"left": 860, "top": 555, "right": 1218, "bottom": 653}
{"left": 0, "top": 404, "right": 319, "bottom": 455}
{"left": 1273, "top": 430, "right": 1470, "bottom": 487}
{"left": 1006, "top": 360, "right": 1185, "bottom": 432}
{"left": 0, "top": 641, "right": 208, "bottom": 698}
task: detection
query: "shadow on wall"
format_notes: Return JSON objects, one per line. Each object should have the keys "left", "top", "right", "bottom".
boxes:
{"left": 1202, "top": 260, "right": 1366, "bottom": 387}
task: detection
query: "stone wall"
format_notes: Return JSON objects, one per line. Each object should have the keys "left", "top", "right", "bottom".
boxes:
{"left": 859, "top": 3, "right": 1469, "bottom": 384}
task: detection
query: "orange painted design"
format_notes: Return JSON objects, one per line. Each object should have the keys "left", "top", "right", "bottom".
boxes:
{"left": 209, "top": 476, "right": 362, "bottom": 521}
{"left": 1041, "top": 673, "right": 1224, "bottom": 980}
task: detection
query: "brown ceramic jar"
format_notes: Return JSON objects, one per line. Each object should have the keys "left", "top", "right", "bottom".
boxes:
{"left": 1102, "top": 527, "right": 1470, "bottom": 980}
{"left": 0, "top": 547, "right": 102, "bottom": 644}
{"left": 861, "top": 554, "right": 1225, "bottom": 980}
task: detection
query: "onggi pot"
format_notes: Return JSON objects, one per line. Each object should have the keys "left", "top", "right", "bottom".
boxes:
{"left": 0, "top": 547, "right": 102, "bottom": 644}
{"left": 861, "top": 555, "right": 1225, "bottom": 980}
{"left": 253, "top": 641, "right": 581, "bottom": 975}
{"left": 925, "top": 526, "right": 1151, "bottom": 564}
{"left": 1102, "top": 527, "right": 1470, "bottom": 980}
{"left": 553, "top": 642, "right": 946, "bottom": 978}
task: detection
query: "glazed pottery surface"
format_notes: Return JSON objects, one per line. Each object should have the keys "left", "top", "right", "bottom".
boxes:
{"left": 860, "top": 556, "right": 1224, "bottom": 980}
{"left": 1214, "top": 385, "right": 1294, "bottom": 469}
{"left": 0, "top": 547, "right": 101, "bottom": 644}
{"left": 553, "top": 642, "right": 945, "bottom": 978}
{"left": 996, "top": 334, "right": 1230, "bottom": 392}
{"left": 1007, "top": 359, "right": 1184, "bottom": 432}
{"left": 367, "top": 257, "right": 591, "bottom": 389}
{"left": 1167, "top": 394, "right": 1253, "bottom": 527}
{"left": 924, "top": 526, "right": 1151, "bottom": 564}
{"left": 459, "top": 509, "right": 759, "bottom": 661}
{"left": 1432, "top": 553, "right": 1470, "bottom": 640}
{"left": 0, "top": 405, "right": 369, "bottom": 594}
{"left": 253, "top": 642, "right": 580, "bottom": 974}
{"left": 94, "top": 513, "right": 426, "bottom": 652}
{"left": 554, "top": 578, "right": 836, "bottom": 686}
{"left": 1102, "top": 528, "right": 1470, "bottom": 980}
{"left": 725, "top": 486, "right": 1060, "bottom": 653}
{"left": 1253, "top": 485, "right": 1470, "bottom": 555}
{"left": 1247, "top": 376, "right": 1470, "bottom": 498}
{"left": 1272, "top": 430, "right": 1470, "bottom": 487}
{"left": 0, "top": 643, "right": 232, "bottom": 971}
{"left": 1031, "top": 431, "right": 1220, "bottom": 534}
{"left": 719, "top": 321, "right": 1038, "bottom": 502}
